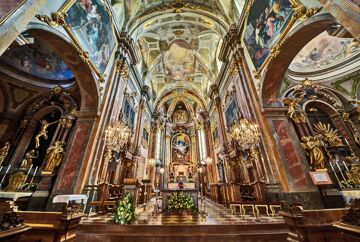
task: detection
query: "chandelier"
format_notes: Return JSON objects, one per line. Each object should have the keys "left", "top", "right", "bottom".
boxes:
{"left": 104, "top": 118, "right": 132, "bottom": 153}
{"left": 230, "top": 109, "right": 260, "bottom": 150}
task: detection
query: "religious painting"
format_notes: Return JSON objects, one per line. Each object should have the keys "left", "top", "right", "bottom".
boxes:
{"left": 0, "top": 0, "right": 25, "bottom": 26}
{"left": 243, "top": 0, "right": 293, "bottom": 70}
{"left": 163, "top": 40, "right": 197, "bottom": 82}
{"left": 213, "top": 127, "right": 219, "bottom": 145}
{"left": 123, "top": 100, "right": 135, "bottom": 131}
{"left": 225, "top": 98, "right": 237, "bottom": 129}
{"left": 289, "top": 31, "right": 360, "bottom": 71}
{"left": 172, "top": 133, "right": 191, "bottom": 164}
{"left": 62, "top": 0, "right": 116, "bottom": 74}
{"left": 0, "top": 33, "right": 74, "bottom": 81}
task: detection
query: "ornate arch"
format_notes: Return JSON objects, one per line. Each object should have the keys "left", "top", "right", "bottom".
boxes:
{"left": 261, "top": 13, "right": 337, "bottom": 105}
{"left": 26, "top": 28, "right": 99, "bottom": 111}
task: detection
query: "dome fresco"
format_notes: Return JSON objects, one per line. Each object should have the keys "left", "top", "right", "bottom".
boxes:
{"left": 289, "top": 31, "right": 360, "bottom": 72}
{"left": 0, "top": 33, "right": 74, "bottom": 81}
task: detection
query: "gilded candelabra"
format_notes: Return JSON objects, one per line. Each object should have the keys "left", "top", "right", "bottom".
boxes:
{"left": 104, "top": 116, "right": 132, "bottom": 153}
{"left": 230, "top": 109, "right": 260, "bottom": 150}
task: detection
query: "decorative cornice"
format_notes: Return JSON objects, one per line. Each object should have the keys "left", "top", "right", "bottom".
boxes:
{"left": 119, "top": 32, "right": 139, "bottom": 65}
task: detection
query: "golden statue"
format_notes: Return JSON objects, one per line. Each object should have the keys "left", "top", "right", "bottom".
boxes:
{"left": 20, "top": 149, "right": 38, "bottom": 168}
{"left": 346, "top": 164, "right": 360, "bottom": 184}
{"left": 4, "top": 171, "right": 26, "bottom": 191}
{"left": 282, "top": 97, "right": 305, "bottom": 123}
{"left": 173, "top": 109, "right": 188, "bottom": 124}
{"left": 35, "top": 119, "right": 58, "bottom": 148}
{"left": 42, "top": 141, "right": 64, "bottom": 174}
{"left": 301, "top": 136, "right": 326, "bottom": 171}
{"left": 313, "top": 122, "right": 343, "bottom": 146}
{"left": 0, "top": 141, "right": 10, "bottom": 166}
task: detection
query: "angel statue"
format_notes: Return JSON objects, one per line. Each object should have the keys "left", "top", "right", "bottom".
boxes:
{"left": 0, "top": 141, "right": 10, "bottom": 166}
{"left": 35, "top": 119, "right": 59, "bottom": 148}
{"left": 300, "top": 136, "right": 326, "bottom": 171}
{"left": 42, "top": 141, "right": 64, "bottom": 174}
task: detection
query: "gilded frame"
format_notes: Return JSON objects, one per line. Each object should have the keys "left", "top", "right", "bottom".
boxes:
{"left": 0, "top": 0, "right": 26, "bottom": 27}
{"left": 241, "top": 0, "right": 321, "bottom": 79}
{"left": 36, "top": 0, "right": 118, "bottom": 85}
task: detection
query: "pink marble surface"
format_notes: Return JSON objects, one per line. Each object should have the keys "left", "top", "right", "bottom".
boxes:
{"left": 58, "top": 122, "right": 92, "bottom": 190}
{"left": 272, "top": 119, "right": 307, "bottom": 187}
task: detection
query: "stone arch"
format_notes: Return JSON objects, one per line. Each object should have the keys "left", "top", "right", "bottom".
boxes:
{"left": 261, "top": 13, "right": 337, "bottom": 105}
{"left": 26, "top": 28, "right": 100, "bottom": 112}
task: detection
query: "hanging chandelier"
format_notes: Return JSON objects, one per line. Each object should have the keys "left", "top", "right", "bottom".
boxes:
{"left": 230, "top": 109, "right": 260, "bottom": 150}
{"left": 104, "top": 116, "right": 132, "bottom": 153}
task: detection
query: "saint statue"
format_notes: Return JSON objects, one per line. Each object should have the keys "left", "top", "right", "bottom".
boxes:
{"left": 35, "top": 119, "right": 58, "bottom": 148}
{"left": 20, "top": 149, "right": 38, "bottom": 168}
{"left": 42, "top": 141, "right": 64, "bottom": 174}
{"left": 300, "top": 136, "right": 326, "bottom": 170}
{"left": 4, "top": 171, "right": 26, "bottom": 191}
{"left": 0, "top": 141, "right": 10, "bottom": 166}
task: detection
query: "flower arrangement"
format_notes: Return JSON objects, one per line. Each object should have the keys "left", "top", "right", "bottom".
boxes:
{"left": 166, "top": 192, "right": 197, "bottom": 214}
{"left": 111, "top": 192, "right": 135, "bottom": 225}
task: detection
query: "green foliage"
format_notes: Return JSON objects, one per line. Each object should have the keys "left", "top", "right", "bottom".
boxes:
{"left": 166, "top": 192, "right": 197, "bottom": 214}
{"left": 111, "top": 192, "right": 135, "bottom": 225}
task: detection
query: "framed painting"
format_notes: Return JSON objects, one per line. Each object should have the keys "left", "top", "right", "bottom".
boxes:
{"left": 225, "top": 98, "right": 237, "bottom": 129}
{"left": 243, "top": 0, "right": 294, "bottom": 71}
{"left": 58, "top": 0, "right": 117, "bottom": 76}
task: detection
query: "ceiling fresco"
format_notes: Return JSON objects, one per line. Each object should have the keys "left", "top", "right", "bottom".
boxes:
{"left": 119, "top": 0, "right": 245, "bottom": 101}
{"left": 289, "top": 31, "right": 360, "bottom": 72}
{"left": 0, "top": 33, "right": 74, "bottom": 81}
{"left": 136, "top": 16, "right": 221, "bottom": 99}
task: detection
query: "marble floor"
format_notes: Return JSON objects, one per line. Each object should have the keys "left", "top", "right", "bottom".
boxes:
{"left": 81, "top": 198, "right": 284, "bottom": 225}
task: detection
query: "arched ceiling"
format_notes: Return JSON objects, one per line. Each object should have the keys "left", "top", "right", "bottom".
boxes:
{"left": 120, "top": 0, "right": 245, "bottom": 103}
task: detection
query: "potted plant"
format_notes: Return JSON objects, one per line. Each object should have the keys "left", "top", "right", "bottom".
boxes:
{"left": 111, "top": 192, "right": 135, "bottom": 225}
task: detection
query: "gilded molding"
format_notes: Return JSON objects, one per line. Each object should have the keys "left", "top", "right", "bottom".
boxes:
{"left": 246, "top": 0, "right": 321, "bottom": 79}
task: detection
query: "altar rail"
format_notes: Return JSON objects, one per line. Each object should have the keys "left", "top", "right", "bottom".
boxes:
{"left": 280, "top": 208, "right": 357, "bottom": 242}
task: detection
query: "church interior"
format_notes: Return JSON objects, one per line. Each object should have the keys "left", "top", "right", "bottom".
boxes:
{"left": 0, "top": 0, "right": 359, "bottom": 241}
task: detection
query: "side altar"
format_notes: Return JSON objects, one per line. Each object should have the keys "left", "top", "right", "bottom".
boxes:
{"left": 161, "top": 188, "right": 199, "bottom": 212}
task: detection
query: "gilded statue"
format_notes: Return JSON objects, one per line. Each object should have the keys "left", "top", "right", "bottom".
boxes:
{"left": 300, "top": 136, "right": 326, "bottom": 171}
{"left": 173, "top": 109, "right": 188, "bottom": 124}
{"left": 35, "top": 119, "right": 59, "bottom": 148}
{"left": 313, "top": 122, "right": 343, "bottom": 146}
{"left": 0, "top": 141, "right": 10, "bottom": 166}
{"left": 20, "top": 149, "right": 38, "bottom": 168}
{"left": 282, "top": 97, "right": 305, "bottom": 123}
{"left": 346, "top": 164, "right": 360, "bottom": 184}
{"left": 4, "top": 171, "right": 26, "bottom": 191}
{"left": 42, "top": 141, "right": 64, "bottom": 174}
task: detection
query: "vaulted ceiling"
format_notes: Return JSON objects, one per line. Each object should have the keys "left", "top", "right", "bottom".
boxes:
{"left": 119, "top": 0, "right": 245, "bottom": 102}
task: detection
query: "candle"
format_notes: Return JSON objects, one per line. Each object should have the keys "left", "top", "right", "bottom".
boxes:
{"left": 342, "top": 161, "right": 350, "bottom": 171}
{"left": 29, "top": 166, "right": 38, "bottom": 185}
{"left": 23, "top": 165, "right": 33, "bottom": 186}
{"left": 0, "top": 164, "right": 11, "bottom": 188}
{"left": 344, "top": 138, "right": 349, "bottom": 146}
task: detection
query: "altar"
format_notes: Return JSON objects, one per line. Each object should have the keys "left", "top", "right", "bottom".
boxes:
{"left": 161, "top": 188, "right": 199, "bottom": 212}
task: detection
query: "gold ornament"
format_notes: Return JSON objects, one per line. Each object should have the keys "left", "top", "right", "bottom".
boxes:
{"left": 0, "top": 142, "right": 10, "bottom": 166}
{"left": 42, "top": 141, "right": 64, "bottom": 174}
{"left": 313, "top": 122, "right": 343, "bottom": 146}
{"left": 35, "top": 119, "right": 59, "bottom": 148}
{"left": 4, "top": 171, "right": 26, "bottom": 191}
{"left": 300, "top": 136, "right": 326, "bottom": 171}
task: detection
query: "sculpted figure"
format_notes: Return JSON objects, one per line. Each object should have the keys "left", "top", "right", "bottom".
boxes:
{"left": 301, "top": 136, "right": 326, "bottom": 170}
{"left": 0, "top": 142, "right": 10, "bottom": 166}
{"left": 4, "top": 171, "right": 26, "bottom": 191}
{"left": 20, "top": 150, "right": 38, "bottom": 168}
{"left": 35, "top": 119, "right": 58, "bottom": 148}
{"left": 42, "top": 141, "right": 64, "bottom": 174}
